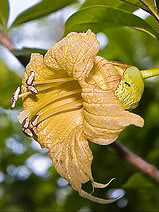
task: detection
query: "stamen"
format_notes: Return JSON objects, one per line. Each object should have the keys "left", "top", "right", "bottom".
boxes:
{"left": 31, "top": 115, "right": 39, "bottom": 127}
{"left": 33, "top": 77, "right": 75, "bottom": 85}
{"left": 18, "top": 80, "right": 77, "bottom": 99}
{"left": 26, "top": 71, "right": 35, "bottom": 86}
{"left": 30, "top": 89, "right": 81, "bottom": 116}
{"left": 31, "top": 127, "right": 38, "bottom": 137}
{"left": 38, "top": 99, "right": 83, "bottom": 123}
{"left": 19, "top": 92, "right": 32, "bottom": 98}
{"left": 18, "top": 85, "right": 60, "bottom": 99}
{"left": 27, "top": 85, "right": 38, "bottom": 94}
{"left": 11, "top": 86, "right": 21, "bottom": 109}
{"left": 22, "top": 117, "right": 30, "bottom": 129}
{"left": 23, "top": 128, "right": 33, "bottom": 138}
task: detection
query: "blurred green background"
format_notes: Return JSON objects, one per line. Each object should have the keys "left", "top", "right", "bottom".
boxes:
{"left": 0, "top": 0, "right": 159, "bottom": 211}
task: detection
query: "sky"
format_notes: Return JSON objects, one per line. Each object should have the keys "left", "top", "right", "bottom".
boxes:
{"left": 8, "top": 0, "right": 41, "bottom": 27}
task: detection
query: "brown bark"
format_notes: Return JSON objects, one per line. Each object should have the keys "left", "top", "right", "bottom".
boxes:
{"left": 111, "top": 141, "right": 159, "bottom": 182}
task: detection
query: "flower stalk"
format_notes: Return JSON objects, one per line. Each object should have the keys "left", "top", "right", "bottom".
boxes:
{"left": 140, "top": 68, "right": 159, "bottom": 79}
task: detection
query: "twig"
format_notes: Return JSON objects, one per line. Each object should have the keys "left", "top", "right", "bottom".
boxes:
{"left": 0, "top": 31, "right": 15, "bottom": 50}
{"left": 0, "top": 31, "right": 28, "bottom": 67}
{"left": 139, "top": 0, "right": 159, "bottom": 22}
{"left": 111, "top": 141, "right": 159, "bottom": 183}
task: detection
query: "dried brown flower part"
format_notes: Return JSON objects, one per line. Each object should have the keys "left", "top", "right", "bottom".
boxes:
{"left": 18, "top": 30, "right": 144, "bottom": 204}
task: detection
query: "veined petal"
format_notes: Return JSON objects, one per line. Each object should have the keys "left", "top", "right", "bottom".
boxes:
{"left": 44, "top": 113, "right": 116, "bottom": 203}
{"left": 20, "top": 53, "right": 82, "bottom": 124}
{"left": 82, "top": 56, "right": 144, "bottom": 145}
{"left": 44, "top": 29, "right": 100, "bottom": 81}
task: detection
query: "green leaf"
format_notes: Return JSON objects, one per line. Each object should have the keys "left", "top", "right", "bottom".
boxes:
{"left": 81, "top": 0, "right": 138, "bottom": 12}
{"left": 123, "top": 173, "right": 154, "bottom": 190}
{"left": 123, "top": 173, "right": 159, "bottom": 211}
{"left": 0, "top": 60, "right": 21, "bottom": 108}
{"left": 10, "top": 0, "right": 77, "bottom": 28}
{"left": 119, "top": 0, "right": 147, "bottom": 10}
{"left": 98, "top": 27, "right": 137, "bottom": 64}
{"left": 82, "top": 0, "right": 158, "bottom": 18}
{"left": 11, "top": 48, "right": 47, "bottom": 66}
{"left": 64, "top": 5, "right": 159, "bottom": 39}
{"left": 120, "top": 0, "right": 159, "bottom": 19}
{"left": 0, "top": 114, "right": 13, "bottom": 149}
{"left": 0, "top": 0, "right": 9, "bottom": 31}
{"left": 145, "top": 14, "right": 158, "bottom": 31}
{"left": 12, "top": 48, "right": 47, "bottom": 56}
{"left": 99, "top": 23, "right": 159, "bottom": 67}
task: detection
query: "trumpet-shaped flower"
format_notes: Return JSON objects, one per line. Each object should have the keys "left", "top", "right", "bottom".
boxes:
{"left": 17, "top": 30, "right": 144, "bottom": 204}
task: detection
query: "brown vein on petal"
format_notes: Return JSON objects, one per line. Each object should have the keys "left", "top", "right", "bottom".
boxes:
{"left": 37, "top": 114, "right": 58, "bottom": 145}
{"left": 54, "top": 143, "right": 67, "bottom": 168}
{"left": 83, "top": 102, "right": 125, "bottom": 117}
{"left": 83, "top": 106, "right": 126, "bottom": 118}
{"left": 75, "top": 32, "right": 93, "bottom": 64}
{"left": 83, "top": 111, "right": 125, "bottom": 131}
{"left": 84, "top": 120, "right": 122, "bottom": 137}
{"left": 73, "top": 38, "right": 96, "bottom": 71}
{"left": 83, "top": 120, "right": 121, "bottom": 145}
{"left": 69, "top": 129, "right": 89, "bottom": 183}
{"left": 79, "top": 132, "right": 93, "bottom": 163}
{"left": 74, "top": 128, "right": 93, "bottom": 181}
{"left": 38, "top": 116, "right": 65, "bottom": 144}
{"left": 52, "top": 142, "right": 70, "bottom": 181}
{"left": 50, "top": 141, "right": 64, "bottom": 164}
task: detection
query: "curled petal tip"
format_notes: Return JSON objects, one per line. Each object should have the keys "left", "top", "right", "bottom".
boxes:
{"left": 92, "top": 178, "right": 115, "bottom": 189}
{"left": 131, "top": 114, "right": 144, "bottom": 128}
{"left": 79, "top": 189, "right": 118, "bottom": 204}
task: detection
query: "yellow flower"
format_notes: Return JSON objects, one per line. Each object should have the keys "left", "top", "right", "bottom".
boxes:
{"left": 17, "top": 29, "right": 144, "bottom": 204}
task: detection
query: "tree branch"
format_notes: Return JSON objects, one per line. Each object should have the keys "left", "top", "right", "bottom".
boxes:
{"left": 0, "top": 31, "right": 28, "bottom": 67}
{"left": 139, "top": 0, "right": 159, "bottom": 21}
{"left": 111, "top": 141, "right": 159, "bottom": 183}
{"left": 0, "top": 31, "right": 15, "bottom": 50}
{"left": 1, "top": 30, "right": 159, "bottom": 183}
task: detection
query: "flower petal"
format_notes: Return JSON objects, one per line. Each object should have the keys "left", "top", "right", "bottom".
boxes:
{"left": 22, "top": 53, "right": 74, "bottom": 110}
{"left": 44, "top": 29, "right": 99, "bottom": 81}
{"left": 82, "top": 56, "right": 144, "bottom": 145}
{"left": 19, "top": 53, "right": 81, "bottom": 125}
{"left": 37, "top": 108, "right": 116, "bottom": 203}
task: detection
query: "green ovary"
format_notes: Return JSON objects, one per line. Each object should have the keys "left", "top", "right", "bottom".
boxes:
{"left": 115, "top": 66, "right": 144, "bottom": 110}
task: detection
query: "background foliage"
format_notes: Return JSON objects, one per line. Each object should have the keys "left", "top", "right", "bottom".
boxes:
{"left": 0, "top": 0, "right": 158, "bottom": 211}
